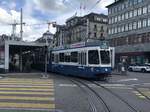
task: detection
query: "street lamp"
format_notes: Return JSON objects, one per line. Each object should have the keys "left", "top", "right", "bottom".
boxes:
{"left": 42, "top": 31, "right": 49, "bottom": 78}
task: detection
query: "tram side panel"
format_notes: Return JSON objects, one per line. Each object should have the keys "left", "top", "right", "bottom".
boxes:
{"left": 48, "top": 46, "right": 113, "bottom": 78}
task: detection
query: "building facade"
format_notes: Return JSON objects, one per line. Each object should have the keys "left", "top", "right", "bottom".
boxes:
{"left": 55, "top": 13, "right": 108, "bottom": 47}
{"left": 107, "top": 0, "right": 150, "bottom": 65}
{"left": 54, "top": 25, "right": 66, "bottom": 47}
{"left": 36, "top": 31, "right": 54, "bottom": 47}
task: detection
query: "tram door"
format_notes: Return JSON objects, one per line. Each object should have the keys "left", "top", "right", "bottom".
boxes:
{"left": 79, "top": 51, "right": 87, "bottom": 66}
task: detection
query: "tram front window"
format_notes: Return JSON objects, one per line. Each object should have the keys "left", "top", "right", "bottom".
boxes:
{"left": 88, "top": 50, "right": 99, "bottom": 64}
{"left": 100, "top": 50, "right": 110, "bottom": 64}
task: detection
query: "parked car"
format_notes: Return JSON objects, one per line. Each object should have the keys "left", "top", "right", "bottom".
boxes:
{"left": 128, "top": 64, "right": 150, "bottom": 72}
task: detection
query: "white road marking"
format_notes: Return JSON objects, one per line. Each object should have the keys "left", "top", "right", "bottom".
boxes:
{"left": 143, "top": 83, "right": 150, "bottom": 85}
{"left": 59, "top": 84, "right": 77, "bottom": 87}
{"left": 117, "top": 78, "right": 138, "bottom": 82}
{"left": 58, "top": 83, "right": 132, "bottom": 89}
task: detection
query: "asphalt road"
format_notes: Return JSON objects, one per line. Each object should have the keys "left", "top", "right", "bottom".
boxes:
{"left": 0, "top": 72, "right": 149, "bottom": 112}
{"left": 53, "top": 72, "right": 150, "bottom": 112}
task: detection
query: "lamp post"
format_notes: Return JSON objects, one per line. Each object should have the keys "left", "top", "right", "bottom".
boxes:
{"left": 41, "top": 22, "right": 56, "bottom": 78}
{"left": 42, "top": 31, "right": 49, "bottom": 78}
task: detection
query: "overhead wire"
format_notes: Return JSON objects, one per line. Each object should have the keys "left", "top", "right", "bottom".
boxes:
{"left": 89, "top": 0, "right": 102, "bottom": 12}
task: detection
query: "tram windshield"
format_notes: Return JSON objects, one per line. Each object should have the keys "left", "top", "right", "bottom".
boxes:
{"left": 88, "top": 50, "right": 99, "bottom": 64}
{"left": 100, "top": 50, "right": 110, "bottom": 64}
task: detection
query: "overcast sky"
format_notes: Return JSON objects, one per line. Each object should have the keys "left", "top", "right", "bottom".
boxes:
{"left": 0, "top": 0, "right": 114, "bottom": 41}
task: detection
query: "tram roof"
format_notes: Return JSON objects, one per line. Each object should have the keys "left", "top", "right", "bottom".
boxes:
{"left": 53, "top": 41, "right": 109, "bottom": 51}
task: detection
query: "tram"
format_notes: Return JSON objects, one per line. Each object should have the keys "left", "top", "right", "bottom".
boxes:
{"left": 47, "top": 41, "right": 115, "bottom": 78}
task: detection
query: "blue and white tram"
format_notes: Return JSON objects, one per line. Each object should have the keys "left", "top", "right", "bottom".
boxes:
{"left": 47, "top": 44, "right": 114, "bottom": 78}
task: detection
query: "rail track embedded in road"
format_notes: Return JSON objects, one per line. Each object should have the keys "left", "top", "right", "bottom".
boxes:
{"left": 91, "top": 81, "right": 141, "bottom": 112}
{"left": 70, "top": 79, "right": 111, "bottom": 112}
{"left": 133, "top": 87, "right": 150, "bottom": 103}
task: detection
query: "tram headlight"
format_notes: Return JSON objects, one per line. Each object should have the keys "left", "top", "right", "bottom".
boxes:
{"left": 91, "top": 67, "right": 94, "bottom": 72}
{"left": 105, "top": 68, "right": 108, "bottom": 71}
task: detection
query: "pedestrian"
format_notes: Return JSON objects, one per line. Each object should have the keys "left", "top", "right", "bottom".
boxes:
{"left": 121, "top": 59, "right": 127, "bottom": 75}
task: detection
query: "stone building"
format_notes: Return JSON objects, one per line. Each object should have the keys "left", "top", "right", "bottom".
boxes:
{"left": 107, "top": 0, "right": 150, "bottom": 65}
{"left": 36, "top": 31, "right": 54, "bottom": 47}
{"left": 55, "top": 12, "right": 108, "bottom": 46}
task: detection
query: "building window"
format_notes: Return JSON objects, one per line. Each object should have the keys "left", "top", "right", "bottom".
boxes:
{"left": 148, "top": 5, "right": 150, "bottom": 13}
{"left": 125, "top": 2, "right": 128, "bottom": 8}
{"left": 138, "top": 0, "right": 143, "bottom": 3}
{"left": 115, "top": 27, "right": 117, "bottom": 33}
{"left": 121, "top": 25, "right": 125, "bottom": 32}
{"left": 115, "top": 16, "right": 117, "bottom": 23}
{"left": 121, "top": 14, "right": 125, "bottom": 20}
{"left": 94, "top": 24, "right": 97, "bottom": 30}
{"left": 129, "top": 11, "right": 133, "bottom": 18}
{"left": 109, "top": 18, "right": 111, "bottom": 24}
{"left": 118, "top": 15, "right": 121, "bottom": 21}
{"left": 143, "top": 19, "right": 147, "bottom": 27}
{"left": 134, "top": 0, "right": 137, "bottom": 5}
{"left": 125, "top": 12, "right": 129, "bottom": 19}
{"left": 138, "top": 20, "right": 142, "bottom": 28}
{"left": 143, "top": 6, "right": 147, "bottom": 14}
{"left": 94, "top": 33, "right": 97, "bottom": 37}
{"left": 108, "top": 9, "right": 110, "bottom": 14}
{"left": 129, "top": 23, "right": 133, "bottom": 30}
{"left": 112, "top": 28, "right": 114, "bottom": 34}
{"left": 101, "top": 26, "right": 104, "bottom": 31}
{"left": 148, "top": 18, "right": 150, "bottom": 26}
{"left": 133, "top": 22, "right": 137, "bottom": 29}
{"left": 109, "top": 29, "right": 111, "bottom": 34}
{"left": 118, "top": 26, "right": 121, "bottom": 33}
{"left": 122, "top": 4, "right": 125, "bottom": 10}
{"left": 115, "top": 7, "right": 117, "bottom": 13}
{"left": 134, "top": 9, "right": 138, "bottom": 16}
{"left": 138, "top": 7, "right": 142, "bottom": 15}
{"left": 129, "top": 0, "right": 133, "bottom": 6}
{"left": 112, "top": 17, "right": 114, "bottom": 24}
{"left": 118, "top": 5, "right": 121, "bottom": 11}
{"left": 138, "top": 37, "right": 142, "bottom": 43}
{"left": 125, "top": 24, "right": 129, "bottom": 31}
{"left": 100, "top": 33, "right": 104, "bottom": 38}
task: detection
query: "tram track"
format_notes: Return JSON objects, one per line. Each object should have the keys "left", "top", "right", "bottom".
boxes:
{"left": 70, "top": 79, "right": 111, "bottom": 112}
{"left": 90, "top": 81, "right": 141, "bottom": 112}
{"left": 133, "top": 87, "right": 150, "bottom": 103}
{"left": 51, "top": 73, "right": 144, "bottom": 112}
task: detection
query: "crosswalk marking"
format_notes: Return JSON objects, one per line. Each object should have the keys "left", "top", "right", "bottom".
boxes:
{"left": 0, "top": 83, "right": 53, "bottom": 86}
{"left": 0, "top": 81, "right": 53, "bottom": 84}
{"left": 0, "top": 78, "right": 55, "bottom": 110}
{"left": 0, "top": 87, "right": 54, "bottom": 91}
{"left": 0, "top": 85, "right": 53, "bottom": 88}
{"left": 0, "top": 102, "right": 55, "bottom": 109}
{"left": 0, "top": 91, "right": 54, "bottom": 95}
{"left": 0, "top": 96, "right": 55, "bottom": 101}
{"left": 2, "top": 78, "right": 53, "bottom": 82}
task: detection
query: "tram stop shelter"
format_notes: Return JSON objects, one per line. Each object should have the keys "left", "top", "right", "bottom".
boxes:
{"left": 0, "top": 40, "right": 46, "bottom": 73}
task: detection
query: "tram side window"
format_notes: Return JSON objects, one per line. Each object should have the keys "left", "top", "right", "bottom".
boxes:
{"left": 51, "top": 53, "right": 54, "bottom": 62}
{"left": 100, "top": 50, "right": 110, "bottom": 64}
{"left": 88, "top": 50, "right": 99, "bottom": 64}
{"left": 54, "top": 54, "right": 59, "bottom": 63}
{"left": 71, "top": 52, "right": 78, "bottom": 63}
{"left": 59, "top": 53, "right": 64, "bottom": 62}
{"left": 65, "top": 53, "right": 71, "bottom": 62}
